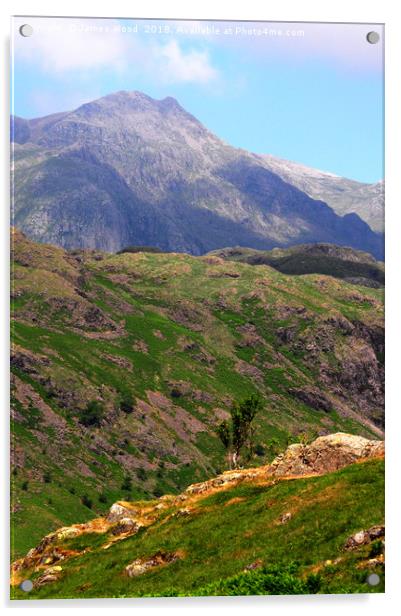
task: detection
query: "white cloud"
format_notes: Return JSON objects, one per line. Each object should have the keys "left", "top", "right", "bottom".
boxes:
{"left": 14, "top": 18, "right": 127, "bottom": 73}
{"left": 158, "top": 40, "right": 218, "bottom": 84}
{"left": 13, "top": 17, "right": 219, "bottom": 85}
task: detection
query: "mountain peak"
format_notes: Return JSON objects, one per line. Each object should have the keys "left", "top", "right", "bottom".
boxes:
{"left": 74, "top": 90, "right": 155, "bottom": 115}
{"left": 158, "top": 95, "right": 183, "bottom": 110}
{"left": 12, "top": 89, "right": 384, "bottom": 259}
{"left": 75, "top": 90, "right": 186, "bottom": 117}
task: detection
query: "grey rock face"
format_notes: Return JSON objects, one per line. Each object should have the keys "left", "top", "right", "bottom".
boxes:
{"left": 260, "top": 154, "right": 384, "bottom": 233}
{"left": 11, "top": 91, "right": 384, "bottom": 258}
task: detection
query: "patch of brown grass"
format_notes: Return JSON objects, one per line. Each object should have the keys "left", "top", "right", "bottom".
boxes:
{"left": 224, "top": 497, "right": 246, "bottom": 507}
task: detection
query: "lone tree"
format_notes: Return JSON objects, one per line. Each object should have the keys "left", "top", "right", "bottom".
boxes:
{"left": 217, "top": 394, "right": 263, "bottom": 469}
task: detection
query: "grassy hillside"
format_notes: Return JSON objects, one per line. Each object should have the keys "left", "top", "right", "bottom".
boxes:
{"left": 11, "top": 457, "right": 384, "bottom": 599}
{"left": 10, "top": 229, "right": 384, "bottom": 559}
{"left": 210, "top": 244, "right": 384, "bottom": 287}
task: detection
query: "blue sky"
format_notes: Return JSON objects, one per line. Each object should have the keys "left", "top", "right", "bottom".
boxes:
{"left": 12, "top": 17, "right": 384, "bottom": 183}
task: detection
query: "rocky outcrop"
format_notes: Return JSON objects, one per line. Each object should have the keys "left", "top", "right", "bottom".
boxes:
{"left": 288, "top": 387, "right": 333, "bottom": 413}
{"left": 34, "top": 566, "right": 63, "bottom": 588}
{"left": 11, "top": 345, "right": 51, "bottom": 375}
{"left": 183, "top": 468, "right": 264, "bottom": 496}
{"left": 125, "top": 551, "right": 181, "bottom": 577}
{"left": 288, "top": 315, "right": 384, "bottom": 428}
{"left": 111, "top": 518, "right": 142, "bottom": 536}
{"left": 10, "top": 432, "right": 384, "bottom": 590}
{"left": 181, "top": 433, "right": 384, "bottom": 495}
{"left": 211, "top": 244, "right": 385, "bottom": 285}
{"left": 344, "top": 525, "right": 385, "bottom": 550}
{"left": 107, "top": 503, "right": 137, "bottom": 523}
{"left": 10, "top": 519, "right": 113, "bottom": 584}
{"left": 269, "top": 433, "right": 384, "bottom": 477}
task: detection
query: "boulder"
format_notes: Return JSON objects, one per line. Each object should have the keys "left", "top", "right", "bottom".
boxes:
{"left": 55, "top": 526, "right": 81, "bottom": 542}
{"left": 185, "top": 471, "right": 247, "bottom": 495}
{"left": 172, "top": 507, "right": 192, "bottom": 518}
{"left": 125, "top": 551, "right": 180, "bottom": 577}
{"left": 244, "top": 559, "right": 263, "bottom": 571}
{"left": 111, "top": 518, "right": 141, "bottom": 536}
{"left": 279, "top": 512, "right": 292, "bottom": 524}
{"left": 107, "top": 502, "right": 138, "bottom": 523}
{"left": 34, "top": 565, "right": 62, "bottom": 587}
{"left": 269, "top": 433, "right": 384, "bottom": 477}
{"left": 344, "top": 525, "right": 385, "bottom": 550}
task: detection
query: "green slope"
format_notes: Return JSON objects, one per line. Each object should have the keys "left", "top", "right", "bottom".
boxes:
{"left": 11, "top": 458, "right": 384, "bottom": 599}
{"left": 209, "top": 244, "right": 384, "bottom": 287}
{"left": 10, "top": 230, "right": 384, "bottom": 558}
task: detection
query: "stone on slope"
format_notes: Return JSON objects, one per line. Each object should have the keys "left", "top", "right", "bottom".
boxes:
{"left": 125, "top": 551, "right": 180, "bottom": 577}
{"left": 269, "top": 433, "right": 384, "bottom": 477}
{"left": 344, "top": 525, "right": 385, "bottom": 550}
{"left": 107, "top": 502, "right": 138, "bottom": 523}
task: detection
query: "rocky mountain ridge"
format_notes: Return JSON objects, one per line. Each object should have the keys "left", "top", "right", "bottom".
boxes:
{"left": 260, "top": 154, "right": 384, "bottom": 233}
{"left": 11, "top": 90, "right": 383, "bottom": 258}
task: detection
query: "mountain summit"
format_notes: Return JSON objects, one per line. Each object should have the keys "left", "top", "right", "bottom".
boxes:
{"left": 11, "top": 91, "right": 383, "bottom": 258}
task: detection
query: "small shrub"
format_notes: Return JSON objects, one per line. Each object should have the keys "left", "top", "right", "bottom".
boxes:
{"left": 369, "top": 540, "right": 384, "bottom": 558}
{"left": 305, "top": 573, "right": 322, "bottom": 594}
{"left": 21, "top": 480, "right": 29, "bottom": 491}
{"left": 267, "top": 437, "right": 281, "bottom": 458}
{"left": 137, "top": 468, "right": 147, "bottom": 482}
{"left": 285, "top": 431, "right": 299, "bottom": 447}
{"left": 79, "top": 400, "right": 105, "bottom": 427}
{"left": 120, "top": 393, "right": 134, "bottom": 414}
{"left": 98, "top": 492, "right": 108, "bottom": 504}
{"left": 121, "top": 475, "right": 132, "bottom": 491}
{"left": 196, "top": 564, "right": 321, "bottom": 596}
{"left": 43, "top": 471, "right": 52, "bottom": 483}
{"left": 81, "top": 494, "right": 93, "bottom": 509}
{"left": 254, "top": 444, "right": 266, "bottom": 457}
